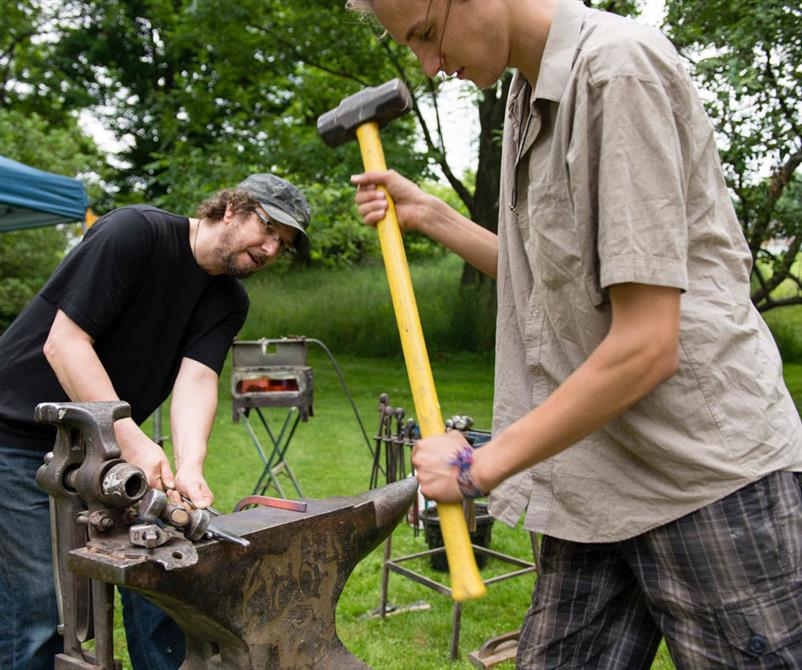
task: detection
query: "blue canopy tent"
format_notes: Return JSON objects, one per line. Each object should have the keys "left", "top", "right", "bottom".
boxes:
{"left": 0, "top": 155, "right": 89, "bottom": 232}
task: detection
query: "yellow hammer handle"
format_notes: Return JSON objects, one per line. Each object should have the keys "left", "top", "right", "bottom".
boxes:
{"left": 355, "top": 122, "right": 486, "bottom": 602}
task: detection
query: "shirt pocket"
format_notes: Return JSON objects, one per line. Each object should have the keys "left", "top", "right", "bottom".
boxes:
{"left": 528, "top": 180, "right": 580, "bottom": 288}
{"left": 528, "top": 180, "right": 604, "bottom": 307}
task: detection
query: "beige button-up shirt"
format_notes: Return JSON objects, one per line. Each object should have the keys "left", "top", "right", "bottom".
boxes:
{"left": 490, "top": 0, "right": 802, "bottom": 542}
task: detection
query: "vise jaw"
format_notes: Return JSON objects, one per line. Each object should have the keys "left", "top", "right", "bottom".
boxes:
{"left": 35, "top": 401, "right": 148, "bottom": 518}
{"left": 35, "top": 401, "right": 150, "bottom": 670}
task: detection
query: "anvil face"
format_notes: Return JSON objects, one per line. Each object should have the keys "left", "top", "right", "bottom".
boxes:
{"left": 68, "top": 479, "right": 418, "bottom": 670}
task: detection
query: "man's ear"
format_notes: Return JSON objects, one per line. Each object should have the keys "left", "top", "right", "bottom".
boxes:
{"left": 223, "top": 202, "right": 236, "bottom": 225}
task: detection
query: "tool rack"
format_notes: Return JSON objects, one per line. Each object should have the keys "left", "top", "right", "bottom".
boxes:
{"left": 370, "top": 394, "right": 541, "bottom": 666}
{"left": 231, "top": 337, "right": 313, "bottom": 498}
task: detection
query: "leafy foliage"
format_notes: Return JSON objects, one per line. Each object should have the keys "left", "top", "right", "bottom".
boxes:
{"left": 3, "top": 0, "right": 799, "bottom": 299}
{"left": 42, "top": 0, "right": 432, "bottom": 265}
{"left": 0, "top": 108, "right": 102, "bottom": 332}
{"left": 665, "top": 0, "right": 802, "bottom": 310}
{"left": 1, "top": 1, "right": 53, "bottom": 116}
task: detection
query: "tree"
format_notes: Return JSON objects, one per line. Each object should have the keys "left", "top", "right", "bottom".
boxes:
{"left": 0, "top": 109, "right": 102, "bottom": 332}
{"left": 0, "top": 2, "right": 108, "bottom": 332}
{"left": 0, "top": 1, "right": 45, "bottom": 110}
{"left": 665, "top": 0, "right": 802, "bottom": 311}
{"left": 33, "top": 0, "right": 641, "bottom": 277}
{"left": 43, "top": 0, "right": 432, "bottom": 265}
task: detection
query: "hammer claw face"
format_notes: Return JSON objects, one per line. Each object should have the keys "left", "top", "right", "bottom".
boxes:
{"left": 317, "top": 79, "right": 413, "bottom": 147}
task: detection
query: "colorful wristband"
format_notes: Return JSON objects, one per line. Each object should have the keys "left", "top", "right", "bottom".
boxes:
{"left": 449, "top": 445, "right": 485, "bottom": 499}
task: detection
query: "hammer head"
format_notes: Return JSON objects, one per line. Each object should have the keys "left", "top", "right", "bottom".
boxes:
{"left": 317, "top": 79, "right": 413, "bottom": 148}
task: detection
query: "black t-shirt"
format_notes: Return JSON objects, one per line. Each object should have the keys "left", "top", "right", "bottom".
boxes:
{"left": 0, "top": 205, "right": 249, "bottom": 450}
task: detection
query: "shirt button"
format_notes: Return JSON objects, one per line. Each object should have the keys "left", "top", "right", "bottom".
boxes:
{"left": 748, "top": 634, "right": 767, "bottom": 654}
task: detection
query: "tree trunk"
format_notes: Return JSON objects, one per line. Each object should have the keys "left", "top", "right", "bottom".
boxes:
{"left": 460, "top": 72, "right": 511, "bottom": 288}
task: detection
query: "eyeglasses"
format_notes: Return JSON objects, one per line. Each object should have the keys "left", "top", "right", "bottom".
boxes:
{"left": 253, "top": 209, "right": 297, "bottom": 258}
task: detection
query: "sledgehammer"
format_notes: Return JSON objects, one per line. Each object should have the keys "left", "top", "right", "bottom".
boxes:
{"left": 318, "top": 79, "right": 486, "bottom": 602}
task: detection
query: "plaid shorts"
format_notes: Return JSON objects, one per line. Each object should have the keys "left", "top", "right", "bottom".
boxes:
{"left": 517, "top": 471, "right": 802, "bottom": 669}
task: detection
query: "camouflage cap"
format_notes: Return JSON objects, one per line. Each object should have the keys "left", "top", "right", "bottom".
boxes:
{"left": 238, "top": 173, "right": 311, "bottom": 253}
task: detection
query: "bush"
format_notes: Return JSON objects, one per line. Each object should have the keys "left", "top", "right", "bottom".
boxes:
{"left": 0, "top": 226, "right": 72, "bottom": 332}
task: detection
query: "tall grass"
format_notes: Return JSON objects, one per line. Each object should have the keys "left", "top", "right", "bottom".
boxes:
{"left": 763, "top": 305, "right": 802, "bottom": 364}
{"left": 754, "top": 256, "right": 802, "bottom": 363}
{"left": 246, "top": 255, "right": 802, "bottom": 363}
{"left": 785, "top": 364, "right": 802, "bottom": 414}
{"left": 240, "top": 254, "right": 495, "bottom": 357}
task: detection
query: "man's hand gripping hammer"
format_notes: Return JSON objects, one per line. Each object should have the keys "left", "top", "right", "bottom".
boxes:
{"left": 318, "top": 79, "right": 486, "bottom": 602}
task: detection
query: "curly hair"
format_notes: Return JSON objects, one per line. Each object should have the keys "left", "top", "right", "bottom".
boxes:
{"left": 195, "top": 188, "right": 260, "bottom": 221}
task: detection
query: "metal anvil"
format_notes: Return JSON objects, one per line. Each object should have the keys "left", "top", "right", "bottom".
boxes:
{"left": 72, "top": 480, "right": 416, "bottom": 669}
{"left": 35, "top": 401, "right": 417, "bottom": 670}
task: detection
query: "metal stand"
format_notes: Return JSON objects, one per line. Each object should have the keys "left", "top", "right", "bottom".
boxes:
{"left": 371, "top": 394, "right": 540, "bottom": 663}
{"left": 231, "top": 338, "right": 314, "bottom": 500}
{"left": 237, "top": 406, "right": 304, "bottom": 498}
{"left": 36, "top": 401, "right": 147, "bottom": 670}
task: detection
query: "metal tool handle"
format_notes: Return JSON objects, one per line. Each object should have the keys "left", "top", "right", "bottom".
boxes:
{"left": 355, "top": 121, "right": 486, "bottom": 602}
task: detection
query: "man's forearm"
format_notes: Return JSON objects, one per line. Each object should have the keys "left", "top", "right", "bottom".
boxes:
{"left": 424, "top": 196, "right": 498, "bottom": 278}
{"left": 170, "top": 358, "right": 217, "bottom": 472}
{"left": 474, "top": 284, "right": 680, "bottom": 493}
{"left": 476, "top": 329, "right": 675, "bottom": 490}
{"left": 169, "top": 358, "right": 218, "bottom": 508}
{"left": 43, "top": 309, "right": 173, "bottom": 488}
{"left": 45, "top": 328, "right": 144, "bottom": 457}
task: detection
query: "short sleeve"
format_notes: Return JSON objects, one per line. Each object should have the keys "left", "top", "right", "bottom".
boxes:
{"left": 182, "top": 280, "right": 249, "bottom": 375}
{"left": 39, "top": 208, "right": 154, "bottom": 339}
{"left": 571, "top": 44, "right": 692, "bottom": 292}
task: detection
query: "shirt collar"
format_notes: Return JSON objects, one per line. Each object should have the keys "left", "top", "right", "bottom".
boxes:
{"left": 534, "top": 0, "right": 588, "bottom": 102}
{"left": 506, "top": 0, "right": 589, "bottom": 145}
{"left": 508, "top": 0, "right": 588, "bottom": 107}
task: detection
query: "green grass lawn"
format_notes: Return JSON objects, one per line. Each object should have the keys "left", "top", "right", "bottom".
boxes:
{"left": 104, "top": 348, "right": 691, "bottom": 669}
{"left": 100, "top": 259, "right": 800, "bottom": 668}
{"left": 107, "top": 346, "right": 802, "bottom": 669}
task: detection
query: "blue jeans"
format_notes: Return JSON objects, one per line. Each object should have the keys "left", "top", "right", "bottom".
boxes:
{"left": 120, "top": 587, "right": 185, "bottom": 670}
{"left": 0, "top": 445, "right": 185, "bottom": 670}
{"left": 0, "top": 446, "right": 61, "bottom": 670}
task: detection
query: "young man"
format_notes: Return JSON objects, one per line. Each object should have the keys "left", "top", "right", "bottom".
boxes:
{"left": 0, "top": 173, "right": 310, "bottom": 670}
{"left": 348, "top": 1, "right": 802, "bottom": 667}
